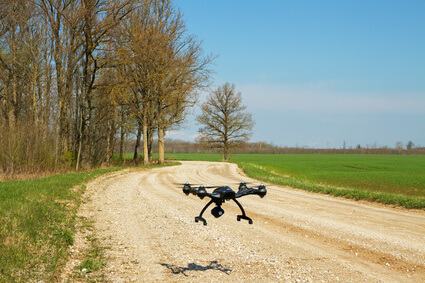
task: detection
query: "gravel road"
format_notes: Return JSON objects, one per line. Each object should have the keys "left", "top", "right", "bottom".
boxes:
{"left": 65, "top": 161, "right": 425, "bottom": 282}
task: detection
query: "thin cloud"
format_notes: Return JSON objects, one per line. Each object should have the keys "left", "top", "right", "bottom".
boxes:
{"left": 166, "top": 130, "right": 199, "bottom": 142}
{"left": 240, "top": 83, "right": 425, "bottom": 115}
{"left": 166, "top": 130, "right": 186, "bottom": 139}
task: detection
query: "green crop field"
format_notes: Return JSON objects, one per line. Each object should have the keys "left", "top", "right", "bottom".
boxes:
{"left": 167, "top": 153, "right": 425, "bottom": 208}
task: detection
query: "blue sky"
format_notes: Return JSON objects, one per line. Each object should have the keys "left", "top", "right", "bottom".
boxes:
{"left": 170, "top": 0, "right": 425, "bottom": 148}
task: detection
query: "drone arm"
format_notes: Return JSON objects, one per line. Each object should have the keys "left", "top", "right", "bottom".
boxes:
{"left": 235, "top": 188, "right": 254, "bottom": 198}
{"left": 235, "top": 189, "right": 261, "bottom": 198}
{"left": 235, "top": 185, "right": 267, "bottom": 199}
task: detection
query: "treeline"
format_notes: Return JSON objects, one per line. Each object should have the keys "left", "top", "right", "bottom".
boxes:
{"left": 0, "top": 0, "right": 212, "bottom": 174}
{"left": 124, "top": 139, "right": 425, "bottom": 155}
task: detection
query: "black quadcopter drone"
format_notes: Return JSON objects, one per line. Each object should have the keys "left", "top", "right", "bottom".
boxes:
{"left": 182, "top": 181, "right": 267, "bottom": 225}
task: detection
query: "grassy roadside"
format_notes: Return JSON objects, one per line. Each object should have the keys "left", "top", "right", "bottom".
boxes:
{"left": 238, "top": 162, "right": 425, "bottom": 209}
{"left": 0, "top": 163, "right": 178, "bottom": 282}
{"left": 0, "top": 167, "right": 123, "bottom": 282}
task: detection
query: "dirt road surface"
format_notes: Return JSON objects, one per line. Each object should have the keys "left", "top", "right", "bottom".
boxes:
{"left": 65, "top": 161, "right": 425, "bottom": 282}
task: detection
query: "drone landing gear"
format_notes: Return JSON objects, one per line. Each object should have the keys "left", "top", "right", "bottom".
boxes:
{"left": 194, "top": 199, "right": 253, "bottom": 225}
{"left": 195, "top": 200, "right": 213, "bottom": 225}
{"left": 195, "top": 216, "right": 207, "bottom": 225}
{"left": 233, "top": 199, "right": 253, "bottom": 224}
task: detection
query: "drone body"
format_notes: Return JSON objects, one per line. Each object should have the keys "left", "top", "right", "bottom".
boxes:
{"left": 182, "top": 181, "right": 267, "bottom": 225}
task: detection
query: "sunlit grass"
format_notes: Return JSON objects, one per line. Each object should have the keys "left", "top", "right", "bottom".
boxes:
{"left": 167, "top": 153, "right": 425, "bottom": 209}
{"left": 232, "top": 154, "right": 425, "bottom": 197}
{"left": 0, "top": 163, "right": 173, "bottom": 281}
{"left": 0, "top": 167, "right": 125, "bottom": 281}
{"left": 0, "top": 160, "right": 182, "bottom": 281}
{"left": 238, "top": 162, "right": 425, "bottom": 209}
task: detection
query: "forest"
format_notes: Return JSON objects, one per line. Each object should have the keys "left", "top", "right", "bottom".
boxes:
{"left": 0, "top": 0, "right": 213, "bottom": 174}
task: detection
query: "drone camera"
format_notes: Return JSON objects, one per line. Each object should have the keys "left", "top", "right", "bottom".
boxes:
{"left": 211, "top": 206, "right": 225, "bottom": 218}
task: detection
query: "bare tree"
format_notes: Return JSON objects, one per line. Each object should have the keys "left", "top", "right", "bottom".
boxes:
{"left": 148, "top": 0, "right": 213, "bottom": 164}
{"left": 113, "top": 0, "right": 159, "bottom": 165}
{"left": 0, "top": 0, "right": 211, "bottom": 173}
{"left": 37, "top": 0, "right": 81, "bottom": 158}
{"left": 395, "top": 141, "right": 404, "bottom": 150}
{"left": 116, "top": 0, "right": 212, "bottom": 164}
{"left": 74, "top": 0, "right": 135, "bottom": 169}
{"left": 0, "top": 0, "right": 57, "bottom": 173}
{"left": 196, "top": 83, "right": 255, "bottom": 161}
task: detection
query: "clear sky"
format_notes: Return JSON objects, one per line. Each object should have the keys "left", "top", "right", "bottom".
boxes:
{"left": 170, "top": 0, "right": 425, "bottom": 149}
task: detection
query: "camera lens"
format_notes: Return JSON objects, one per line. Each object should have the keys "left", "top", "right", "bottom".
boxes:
{"left": 211, "top": 206, "right": 224, "bottom": 218}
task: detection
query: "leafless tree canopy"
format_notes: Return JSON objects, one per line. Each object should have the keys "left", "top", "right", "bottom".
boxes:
{"left": 196, "top": 83, "right": 255, "bottom": 160}
{"left": 114, "top": 0, "right": 213, "bottom": 164}
{"left": 0, "top": 0, "right": 213, "bottom": 173}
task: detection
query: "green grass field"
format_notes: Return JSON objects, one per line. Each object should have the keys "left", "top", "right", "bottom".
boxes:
{"left": 0, "top": 162, "right": 180, "bottom": 281}
{"left": 167, "top": 153, "right": 425, "bottom": 208}
{"left": 0, "top": 167, "right": 126, "bottom": 282}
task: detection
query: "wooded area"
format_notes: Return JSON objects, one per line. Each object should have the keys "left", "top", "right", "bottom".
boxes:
{"left": 122, "top": 139, "right": 425, "bottom": 156}
{"left": 0, "top": 0, "right": 212, "bottom": 174}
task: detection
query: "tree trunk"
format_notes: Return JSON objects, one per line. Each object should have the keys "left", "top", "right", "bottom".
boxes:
{"left": 119, "top": 124, "right": 125, "bottom": 161}
{"left": 133, "top": 122, "right": 142, "bottom": 163}
{"left": 158, "top": 126, "right": 165, "bottom": 164}
{"left": 106, "top": 119, "right": 111, "bottom": 164}
{"left": 142, "top": 112, "right": 149, "bottom": 166}
{"left": 10, "top": 28, "right": 18, "bottom": 132}
{"left": 223, "top": 137, "right": 229, "bottom": 161}
{"left": 75, "top": 109, "right": 84, "bottom": 171}
{"left": 148, "top": 124, "right": 154, "bottom": 162}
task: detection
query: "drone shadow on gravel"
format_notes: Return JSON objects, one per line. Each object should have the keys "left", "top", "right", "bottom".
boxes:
{"left": 159, "top": 261, "right": 232, "bottom": 277}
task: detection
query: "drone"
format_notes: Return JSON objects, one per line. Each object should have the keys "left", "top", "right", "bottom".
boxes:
{"left": 182, "top": 181, "right": 267, "bottom": 225}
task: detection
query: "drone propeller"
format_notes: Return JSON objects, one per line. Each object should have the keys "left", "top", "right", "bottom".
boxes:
{"left": 237, "top": 180, "right": 253, "bottom": 184}
{"left": 182, "top": 182, "right": 196, "bottom": 196}
{"left": 256, "top": 184, "right": 267, "bottom": 198}
{"left": 202, "top": 185, "right": 222, "bottom": 189}
{"left": 175, "top": 182, "right": 203, "bottom": 186}
{"left": 236, "top": 182, "right": 267, "bottom": 198}
{"left": 176, "top": 182, "right": 221, "bottom": 189}
{"left": 238, "top": 181, "right": 249, "bottom": 191}
{"left": 238, "top": 180, "right": 266, "bottom": 189}
{"left": 238, "top": 180, "right": 261, "bottom": 192}
{"left": 182, "top": 183, "right": 214, "bottom": 199}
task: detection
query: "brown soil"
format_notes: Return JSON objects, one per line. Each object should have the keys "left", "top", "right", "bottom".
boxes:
{"left": 62, "top": 161, "right": 425, "bottom": 282}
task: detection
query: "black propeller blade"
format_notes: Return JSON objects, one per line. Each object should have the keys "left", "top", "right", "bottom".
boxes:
{"left": 176, "top": 182, "right": 221, "bottom": 189}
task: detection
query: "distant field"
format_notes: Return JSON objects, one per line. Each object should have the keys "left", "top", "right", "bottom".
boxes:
{"left": 167, "top": 153, "right": 425, "bottom": 207}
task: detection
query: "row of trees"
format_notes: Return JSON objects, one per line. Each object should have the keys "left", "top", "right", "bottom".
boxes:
{"left": 0, "top": 0, "right": 213, "bottom": 173}
{"left": 140, "top": 139, "right": 425, "bottom": 155}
